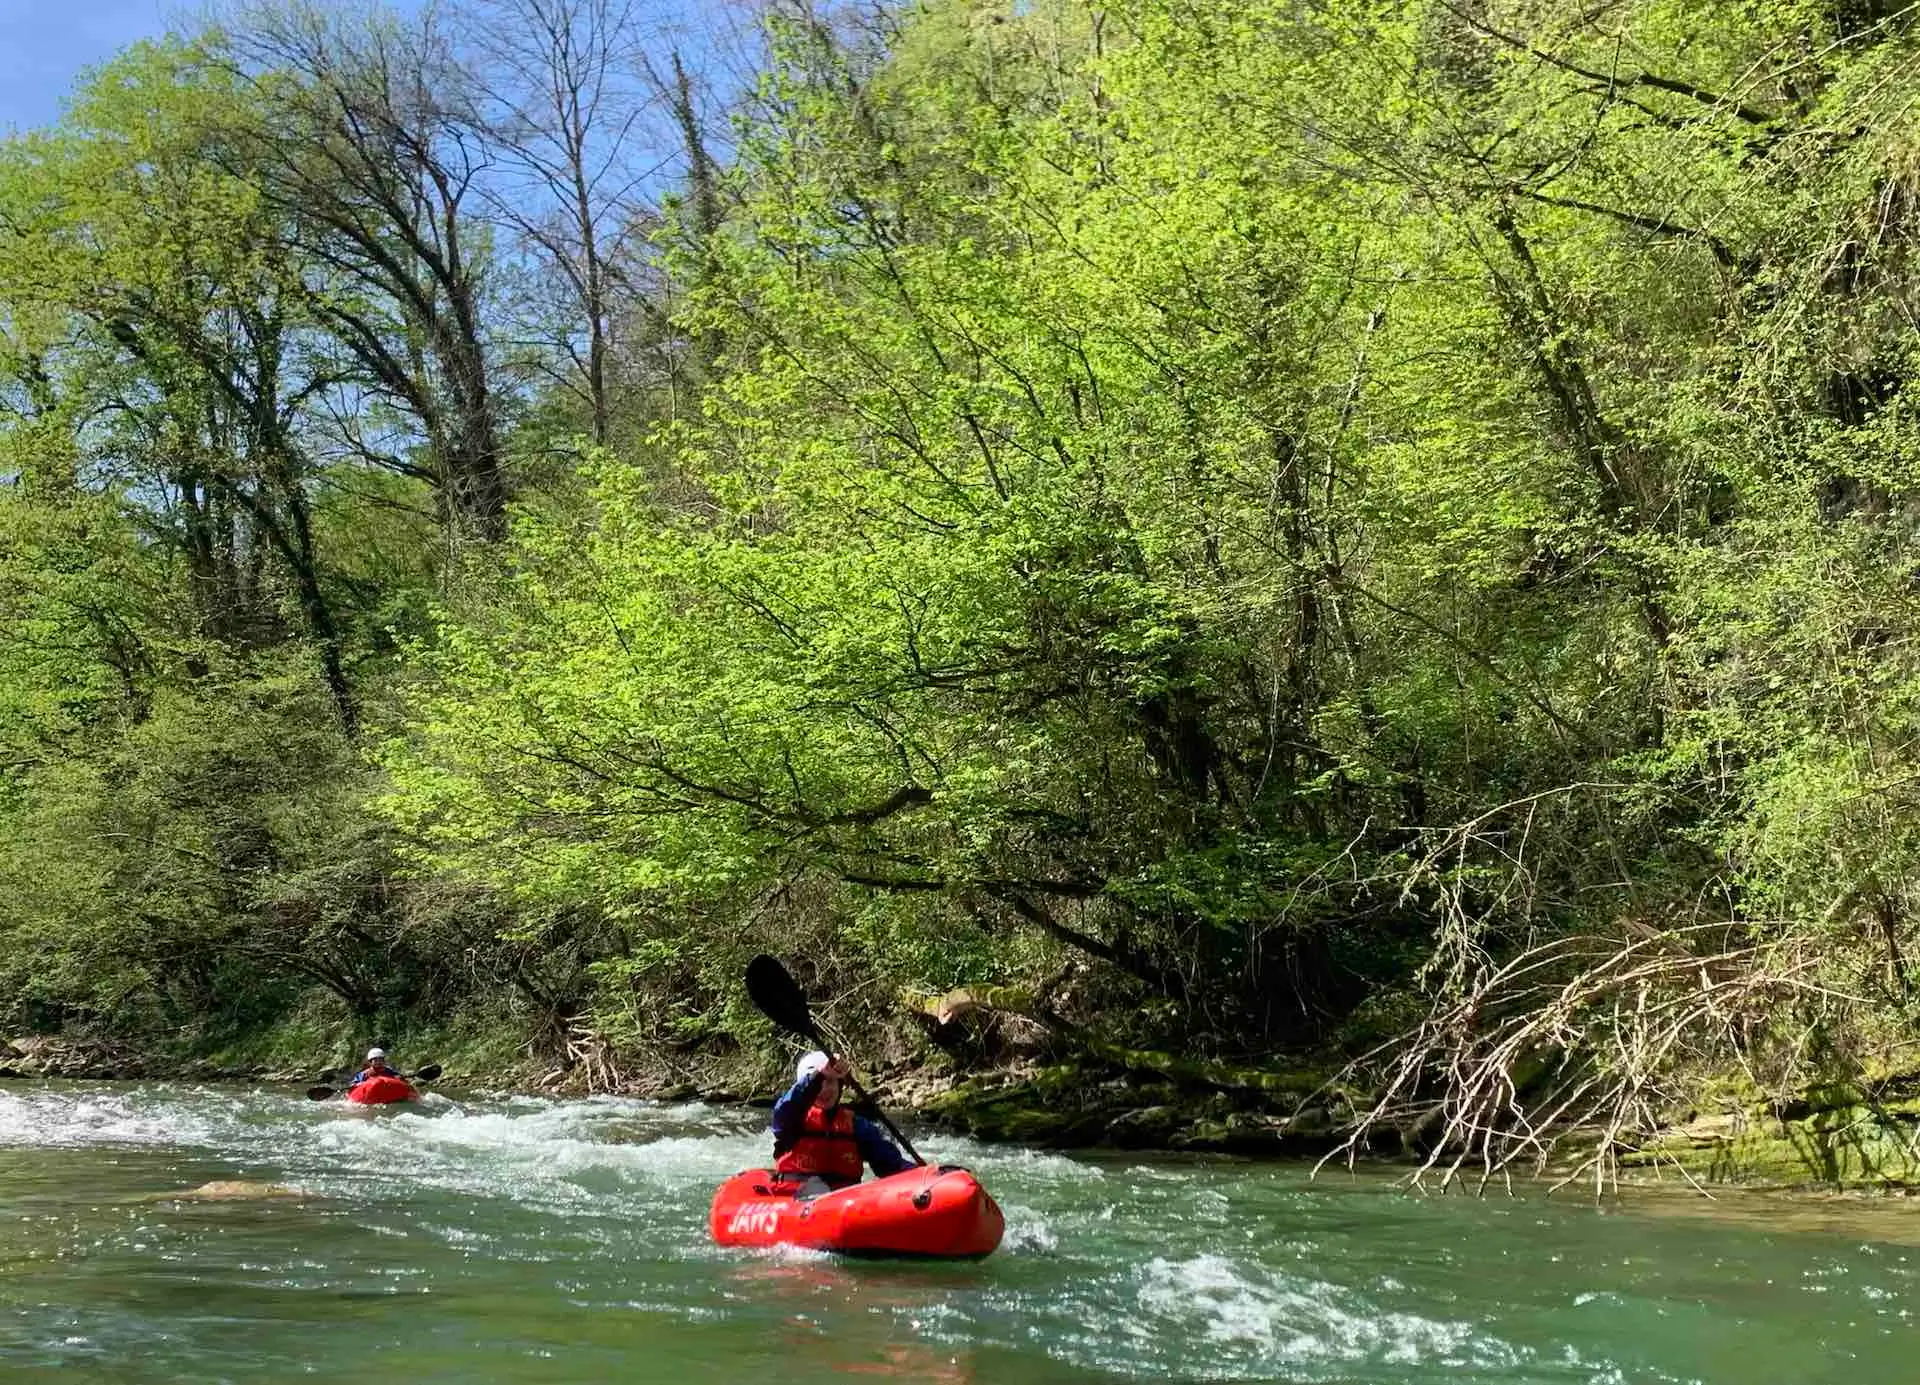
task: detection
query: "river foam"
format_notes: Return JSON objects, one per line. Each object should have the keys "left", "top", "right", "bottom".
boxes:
{"left": 293, "top": 1093, "right": 767, "bottom": 1214}
{"left": 0, "top": 1082, "right": 1891, "bottom": 1384}
{"left": 0, "top": 1085, "right": 215, "bottom": 1149}
{"left": 1135, "top": 1252, "right": 1495, "bottom": 1372}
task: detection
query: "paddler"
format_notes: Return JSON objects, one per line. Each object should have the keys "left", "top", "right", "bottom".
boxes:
{"left": 346, "top": 1047, "right": 398, "bottom": 1091}
{"left": 770, "top": 1050, "right": 912, "bottom": 1192}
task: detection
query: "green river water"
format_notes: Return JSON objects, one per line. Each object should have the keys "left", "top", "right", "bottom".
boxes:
{"left": 1, "top": 1082, "right": 1916, "bottom": 1383}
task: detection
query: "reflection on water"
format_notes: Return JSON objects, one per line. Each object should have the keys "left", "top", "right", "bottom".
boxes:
{"left": 1594, "top": 1181, "right": 1920, "bottom": 1246}
{"left": 0, "top": 1081, "right": 1917, "bottom": 1383}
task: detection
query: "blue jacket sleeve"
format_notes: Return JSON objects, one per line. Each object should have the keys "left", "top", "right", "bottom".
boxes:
{"left": 347, "top": 1069, "right": 368, "bottom": 1088}
{"left": 854, "top": 1115, "right": 913, "bottom": 1177}
{"left": 770, "top": 1073, "right": 823, "bottom": 1142}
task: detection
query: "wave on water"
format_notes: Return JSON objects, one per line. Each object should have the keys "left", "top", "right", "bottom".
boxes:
{"left": 1137, "top": 1253, "right": 1493, "bottom": 1369}
{"left": 1120, "top": 1254, "right": 1682, "bottom": 1384}
{"left": 997, "top": 1204, "right": 1060, "bottom": 1254}
{"left": 938, "top": 1141, "right": 1103, "bottom": 1183}
{"left": 0, "top": 1086, "right": 216, "bottom": 1149}
{"left": 297, "top": 1095, "right": 771, "bottom": 1213}
{"left": 299, "top": 1096, "right": 1093, "bottom": 1207}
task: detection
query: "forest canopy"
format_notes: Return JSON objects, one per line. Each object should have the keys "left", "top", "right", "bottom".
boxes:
{"left": 5, "top": 0, "right": 1920, "bottom": 1173}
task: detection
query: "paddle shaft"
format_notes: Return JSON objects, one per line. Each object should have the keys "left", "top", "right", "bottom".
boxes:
{"left": 744, "top": 953, "right": 925, "bottom": 1167}
{"left": 837, "top": 1067, "right": 924, "bottom": 1167}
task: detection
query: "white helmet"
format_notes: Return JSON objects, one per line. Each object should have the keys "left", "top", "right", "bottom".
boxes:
{"left": 366, "top": 1047, "right": 387, "bottom": 1061}
{"left": 795, "top": 1050, "right": 830, "bottom": 1081}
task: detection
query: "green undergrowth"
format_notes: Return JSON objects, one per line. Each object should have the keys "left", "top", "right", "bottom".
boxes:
{"left": 42, "top": 992, "right": 558, "bottom": 1090}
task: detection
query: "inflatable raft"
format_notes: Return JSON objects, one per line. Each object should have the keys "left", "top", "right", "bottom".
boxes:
{"left": 345, "top": 1074, "right": 418, "bottom": 1105}
{"left": 709, "top": 1166, "right": 1004, "bottom": 1259}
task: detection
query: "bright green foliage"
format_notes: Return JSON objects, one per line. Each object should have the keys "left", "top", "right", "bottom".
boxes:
{"left": 382, "top": 0, "right": 1920, "bottom": 1080}
{"left": 0, "top": 42, "right": 502, "bottom": 1039}
{"left": 17, "top": 0, "right": 1920, "bottom": 1129}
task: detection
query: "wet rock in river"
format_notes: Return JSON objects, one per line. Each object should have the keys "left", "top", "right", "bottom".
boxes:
{"left": 140, "top": 1180, "right": 311, "bottom": 1203}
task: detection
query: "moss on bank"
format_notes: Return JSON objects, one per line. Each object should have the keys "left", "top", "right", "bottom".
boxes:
{"left": 23, "top": 1000, "right": 1920, "bottom": 1192}
{"left": 915, "top": 1061, "right": 1358, "bottom": 1156}
{"left": 1628, "top": 1089, "right": 1920, "bottom": 1189}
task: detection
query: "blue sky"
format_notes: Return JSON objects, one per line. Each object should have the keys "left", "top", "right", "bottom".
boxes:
{"left": 0, "top": 1, "right": 729, "bottom": 135}
{"left": 0, "top": 1, "right": 185, "bottom": 132}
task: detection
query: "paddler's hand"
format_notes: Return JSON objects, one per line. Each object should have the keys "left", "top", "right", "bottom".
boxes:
{"left": 825, "top": 1056, "right": 853, "bottom": 1082}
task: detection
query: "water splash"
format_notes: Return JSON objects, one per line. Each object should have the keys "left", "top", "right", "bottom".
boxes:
{"left": 0, "top": 1085, "right": 215, "bottom": 1149}
{"left": 1134, "top": 1253, "right": 1495, "bottom": 1371}
{"left": 0, "top": 1082, "right": 1904, "bottom": 1384}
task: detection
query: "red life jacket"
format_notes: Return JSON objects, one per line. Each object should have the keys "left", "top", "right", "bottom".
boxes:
{"left": 774, "top": 1103, "right": 863, "bottom": 1182}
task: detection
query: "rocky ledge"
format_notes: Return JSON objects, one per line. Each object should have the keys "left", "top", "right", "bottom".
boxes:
{"left": 0, "top": 1036, "right": 307, "bottom": 1084}
{"left": 904, "top": 1060, "right": 1361, "bottom": 1156}
{"left": 1627, "top": 1076, "right": 1920, "bottom": 1189}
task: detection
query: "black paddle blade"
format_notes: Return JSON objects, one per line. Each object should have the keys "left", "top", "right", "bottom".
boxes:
{"left": 305, "top": 1085, "right": 337, "bottom": 1101}
{"left": 745, "top": 954, "right": 818, "bottom": 1040}
{"left": 412, "top": 1063, "right": 442, "bottom": 1084}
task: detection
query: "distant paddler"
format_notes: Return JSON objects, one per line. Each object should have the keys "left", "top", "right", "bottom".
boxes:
{"left": 306, "top": 1049, "right": 442, "bottom": 1103}
{"left": 347, "top": 1047, "right": 398, "bottom": 1093}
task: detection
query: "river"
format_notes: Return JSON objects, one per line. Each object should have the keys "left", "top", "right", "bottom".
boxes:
{"left": 0, "top": 1082, "right": 1914, "bottom": 1383}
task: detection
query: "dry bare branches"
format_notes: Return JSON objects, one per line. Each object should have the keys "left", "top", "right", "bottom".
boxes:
{"left": 1322, "top": 923, "right": 1856, "bottom": 1196}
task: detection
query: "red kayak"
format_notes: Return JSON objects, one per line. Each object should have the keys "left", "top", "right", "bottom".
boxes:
{"left": 709, "top": 1166, "right": 1004, "bottom": 1259}
{"left": 345, "top": 1074, "right": 419, "bottom": 1105}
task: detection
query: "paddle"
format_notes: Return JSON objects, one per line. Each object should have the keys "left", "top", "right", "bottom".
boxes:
{"left": 745, "top": 953, "right": 925, "bottom": 1166}
{"left": 306, "top": 1062, "right": 442, "bottom": 1101}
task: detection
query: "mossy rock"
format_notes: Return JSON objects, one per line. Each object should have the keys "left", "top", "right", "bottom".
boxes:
{"left": 1173, "top": 1111, "right": 1278, "bottom": 1152}
{"left": 923, "top": 1066, "right": 1354, "bottom": 1153}
{"left": 1630, "top": 1105, "right": 1920, "bottom": 1188}
{"left": 1105, "top": 1105, "right": 1186, "bottom": 1147}
{"left": 923, "top": 1077, "right": 1095, "bottom": 1144}
{"left": 1078, "top": 1037, "right": 1334, "bottom": 1099}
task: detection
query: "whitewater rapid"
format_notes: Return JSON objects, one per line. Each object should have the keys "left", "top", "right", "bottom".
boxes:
{"left": 0, "top": 1082, "right": 1911, "bottom": 1383}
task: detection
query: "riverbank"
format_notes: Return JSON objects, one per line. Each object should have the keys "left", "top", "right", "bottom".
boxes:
{"left": 19, "top": 1025, "right": 1920, "bottom": 1193}
{"left": 1623, "top": 1063, "right": 1920, "bottom": 1190}
{"left": 0, "top": 1030, "right": 1354, "bottom": 1156}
